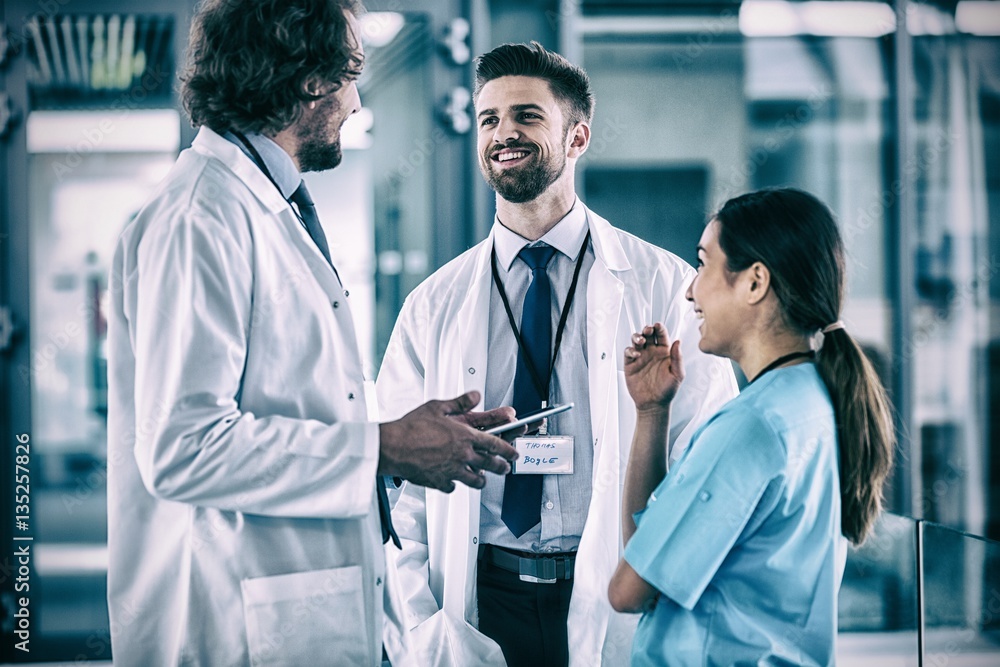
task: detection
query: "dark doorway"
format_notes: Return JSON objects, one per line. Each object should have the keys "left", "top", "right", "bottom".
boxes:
{"left": 583, "top": 165, "right": 710, "bottom": 266}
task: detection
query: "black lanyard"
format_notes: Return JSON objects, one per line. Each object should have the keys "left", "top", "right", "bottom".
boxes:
{"left": 230, "top": 130, "right": 306, "bottom": 227}
{"left": 748, "top": 350, "right": 815, "bottom": 384}
{"left": 490, "top": 231, "right": 591, "bottom": 401}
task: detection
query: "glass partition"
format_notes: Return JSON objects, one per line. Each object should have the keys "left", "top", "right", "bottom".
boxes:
{"left": 922, "top": 520, "right": 1000, "bottom": 663}
{"left": 838, "top": 512, "right": 920, "bottom": 665}
{"left": 836, "top": 514, "right": 1000, "bottom": 664}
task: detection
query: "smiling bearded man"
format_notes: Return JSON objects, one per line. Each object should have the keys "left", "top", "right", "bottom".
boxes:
{"left": 481, "top": 118, "right": 567, "bottom": 204}
{"left": 378, "top": 41, "right": 738, "bottom": 667}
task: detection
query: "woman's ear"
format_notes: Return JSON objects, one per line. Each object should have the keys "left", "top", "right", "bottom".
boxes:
{"left": 746, "top": 261, "right": 771, "bottom": 305}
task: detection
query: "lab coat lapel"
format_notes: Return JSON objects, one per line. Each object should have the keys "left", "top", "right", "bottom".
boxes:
{"left": 193, "top": 128, "right": 345, "bottom": 302}
{"left": 584, "top": 209, "right": 629, "bottom": 463}
{"left": 276, "top": 208, "right": 348, "bottom": 302}
{"left": 456, "top": 230, "right": 493, "bottom": 402}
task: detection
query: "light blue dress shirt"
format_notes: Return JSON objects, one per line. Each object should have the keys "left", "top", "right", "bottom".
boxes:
{"left": 480, "top": 199, "right": 596, "bottom": 553}
{"left": 625, "top": 363, "right": 848, "bottom": 666}
{"left": 222, "top": 131, "right": 301, "bottom": 199}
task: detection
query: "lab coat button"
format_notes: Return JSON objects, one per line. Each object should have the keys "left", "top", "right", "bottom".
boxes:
{"left": 468, "top": 367, "right": 475, "bottom": 374}
{"left": 545, "top": 501, "right": 554, "bottom": 510}
{"left": 376, "top": 577, "right": 382, "bottom": 586}
{"left": 601, "top": 352, "right": 606, "bottom": 360}
{"left": 348, "top": 392, "right": 355, "bottom": 400}
{"left": 332, "top": 301, "right": 340, "bottom": 309}
{"left": 344, "top": 290, "right": 350, "bottom": 297}
{"left": 472, "top": 537, "right": 478, "bottom": 545}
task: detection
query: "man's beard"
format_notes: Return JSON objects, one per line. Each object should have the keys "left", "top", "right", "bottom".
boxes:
{"left": 296, "top": 97, "right": 343, "bottom": 173}
{"left": 482, "top": 141, "right": 566, "bottom": 204}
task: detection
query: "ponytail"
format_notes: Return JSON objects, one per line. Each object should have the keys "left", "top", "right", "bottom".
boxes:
{"left": 816, "top": 328, "right": 895, "bottom": 545}
{"left": 714, "top": 187, "right": 897, "bottom": 544}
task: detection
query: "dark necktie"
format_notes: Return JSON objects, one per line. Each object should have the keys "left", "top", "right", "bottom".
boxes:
{"left": 290, "top": 181, "right": 334, "bottom": 269}
{"left": 291, "top": 181, "right": 398, "bottom": 547}
{"left": 501, "top": 244, "right": 557, "bottom": 538}
{"left": 378, "top": 477, "right": 401, "bottom": 549}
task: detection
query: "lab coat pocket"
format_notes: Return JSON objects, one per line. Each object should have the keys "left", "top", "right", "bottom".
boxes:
{"left": 399, "top": 611, "right": 505, "bottom": 667}
{"left": 241, "top": 565, "right": 370, "bottom": 667}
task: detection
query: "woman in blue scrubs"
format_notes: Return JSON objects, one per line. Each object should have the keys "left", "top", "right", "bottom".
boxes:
{"left": 607, "top": 188, "right": 895, "bottom": 666}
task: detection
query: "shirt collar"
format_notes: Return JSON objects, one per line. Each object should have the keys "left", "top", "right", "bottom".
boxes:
{"left": 222, "top": 130, "right": 302, "bottom": 200}
{"left": 492, "top": 198, "right": 589, "bottom": 272}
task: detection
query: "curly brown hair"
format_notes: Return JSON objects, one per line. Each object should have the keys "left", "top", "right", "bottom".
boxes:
{"left": 180, "top": 0, "right": 363, "bottom": 135}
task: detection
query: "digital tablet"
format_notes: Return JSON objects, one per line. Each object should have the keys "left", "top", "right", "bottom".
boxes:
{"left": 484, "top": 402, "right": 574, "bottom": 435}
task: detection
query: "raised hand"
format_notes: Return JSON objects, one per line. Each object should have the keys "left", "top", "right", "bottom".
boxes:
{"left": 623, "top": 323, "right": 685, "bottom": 411}
{"left": 378, "top": 391, "right": 520, "bottom": 493}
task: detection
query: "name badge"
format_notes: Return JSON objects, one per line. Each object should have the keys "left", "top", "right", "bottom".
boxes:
{"left": 512, "top": 435, "right": 574, "bottom": 474}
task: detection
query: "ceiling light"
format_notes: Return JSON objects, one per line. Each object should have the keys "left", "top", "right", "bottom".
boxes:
{"left": 740, "top": 1, "right": 896, "bottom": 38}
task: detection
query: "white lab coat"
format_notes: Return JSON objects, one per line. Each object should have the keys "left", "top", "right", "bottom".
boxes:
{"left": 377, "top": 209, "right": 738, "bottom": 666}
{"left": 106, "top": 127, "right": 387, "bottom": 666}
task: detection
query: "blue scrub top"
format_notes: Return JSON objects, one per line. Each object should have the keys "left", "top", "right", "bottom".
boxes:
{"left": 624, "top": 363, "right": 848, "bottom": 666}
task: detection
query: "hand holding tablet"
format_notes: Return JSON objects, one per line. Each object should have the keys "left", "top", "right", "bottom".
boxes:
{"left": 484, "top": 402, "right": 574, "bottom": 435}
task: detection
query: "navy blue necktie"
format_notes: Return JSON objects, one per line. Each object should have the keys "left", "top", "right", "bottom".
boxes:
{"left": 501, "top": 244, "right": 557, "bottom": 538}
{"left": 290, "top": 181, "right": 334, "bottom": 269}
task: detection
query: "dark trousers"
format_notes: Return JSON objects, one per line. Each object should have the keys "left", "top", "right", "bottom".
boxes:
{"left": 476, "top": 557, "right": 574, "bottom": 667}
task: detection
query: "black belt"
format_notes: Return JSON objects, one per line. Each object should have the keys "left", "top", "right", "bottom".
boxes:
{"left": 478, "top": 544, "right": 576, "bottom": 583}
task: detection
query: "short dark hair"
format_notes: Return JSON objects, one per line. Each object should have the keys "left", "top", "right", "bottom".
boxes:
{"left": 474, "top": 41, "right": 594, "bottom": 126}
{"left": 180, "top": 0, "right": 363, "bottom": 135}
{"left": 714, "top": 188, "right": 895, "bottom": 545}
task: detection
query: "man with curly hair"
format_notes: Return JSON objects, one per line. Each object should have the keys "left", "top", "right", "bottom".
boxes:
{"left": 106, "top": 1, "right": 516, "bottom": 664}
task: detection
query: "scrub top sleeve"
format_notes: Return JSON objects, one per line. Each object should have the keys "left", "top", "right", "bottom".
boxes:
{"left": 624, "top": 408, "right": 785, "bottom": 611}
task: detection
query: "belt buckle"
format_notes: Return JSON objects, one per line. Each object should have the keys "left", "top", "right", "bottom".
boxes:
{"left": 519, "top": 556, "right": 557, "bottom": 584}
